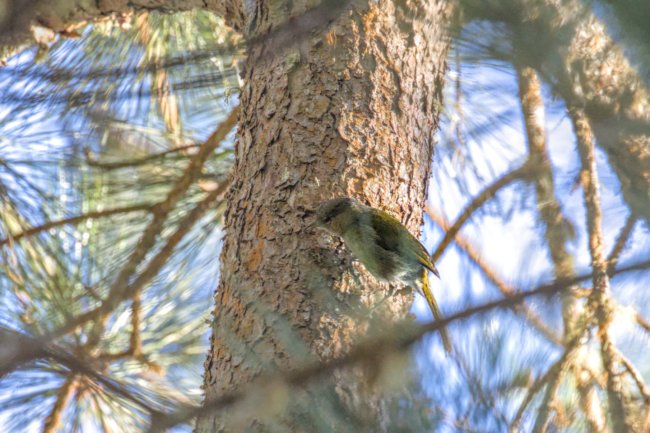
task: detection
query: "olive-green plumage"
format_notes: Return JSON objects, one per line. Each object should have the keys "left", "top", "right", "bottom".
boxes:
{"left": 314, "top": 197, "right": 452, "bottom": 353}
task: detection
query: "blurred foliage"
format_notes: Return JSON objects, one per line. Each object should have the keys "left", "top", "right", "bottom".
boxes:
{"left": 0, "top": 10, "right": 239, "bottom": 433}
{"left": 0, "top": 1, "right": 649, "bottom": 433}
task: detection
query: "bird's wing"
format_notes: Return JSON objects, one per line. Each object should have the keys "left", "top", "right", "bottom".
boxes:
{"left": 368, "top": 209, "right": 402, "bottom": 252}
{"left": 369, "top": 208, "right": 439, "bottom": 277}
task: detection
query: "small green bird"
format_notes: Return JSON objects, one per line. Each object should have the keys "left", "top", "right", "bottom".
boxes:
{"left": 313, "top": 197, "right": 452, "bottom": 352}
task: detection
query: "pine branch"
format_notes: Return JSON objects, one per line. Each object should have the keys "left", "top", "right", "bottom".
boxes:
{"left": 572, "top": 107, "right": 635, "bottom": 433}
{"left": 50, "top": 107, "right": 238, "bottom": 340}
{"left": 428, "top": 209, "right": 561, "bottom": 345}
{"left": 449, "top": 350, "right": 510, "bottom": 427}
{"left": 118, "top": 176, "right": 230, "bottom": 302}
{"left": 0, "top": 177, "right": 230, "bottom": 377}
{"left": 508, "top": 326, "right": 587, "bottom": 433}
{"left": 517, "top": 63, "right": 608, "bottom": 432}
{"left": 86, "top": 179, "right": 230, "bottom": 348}
{"left": 0, "top": 327, "right": 160, "bottom": 414}
{"left": 3, "top": 258, "right": 650, "bottom": 430}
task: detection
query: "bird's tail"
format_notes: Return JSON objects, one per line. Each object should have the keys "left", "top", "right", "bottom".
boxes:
{"left": 421, "top": 272, "right": 452, "bottom": 353}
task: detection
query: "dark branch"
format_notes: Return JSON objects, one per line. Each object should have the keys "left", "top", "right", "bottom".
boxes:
{"left": 0, "top": 327, "right": 160, "bottom": 414}
{"left": 147, "top": 258, "right": 650, "bottom": 432}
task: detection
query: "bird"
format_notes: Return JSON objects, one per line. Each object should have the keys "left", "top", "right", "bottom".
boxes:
{"left": 313, "top": 197, "right": 452, "bottom": 352}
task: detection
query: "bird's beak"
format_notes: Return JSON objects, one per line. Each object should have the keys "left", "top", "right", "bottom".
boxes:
{"left": 306, "top": 219, "right": 326, "bottom": 232}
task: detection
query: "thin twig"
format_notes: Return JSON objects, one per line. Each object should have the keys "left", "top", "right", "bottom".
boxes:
{"left": 431, "top": 163, "right": 530, "bottom": 263}
{"left": 607, "top": 213, "right": 637, "bottom": 275}
{"left": 450, "top": 350, "right": 510, "bottom": 427}
{"left": 509, "top": 330, "right": 585, "bottom": 433}
{"left": 611, "top": 345, "right": 650, "bottom": 404}
{"left": 0, "top": 203, "right": 153, "bottom": 246}
{"left": 130, "top": 293, "right": 143, "bottom": 358}
{"left": 531, "top": 371, "right": 563, "bottom": 433}
{"left": 101, "top": 293, "right": 145, "bottom": 361}
{"left": 636, "top": 313, "right": 650, "bottom": 334}
{"left": 84, "top": 144, "right": 201, "bottom": 171}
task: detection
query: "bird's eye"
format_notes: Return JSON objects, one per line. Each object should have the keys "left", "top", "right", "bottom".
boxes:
{"left": 323, "top": 212, "right": 337, "bottom": 223}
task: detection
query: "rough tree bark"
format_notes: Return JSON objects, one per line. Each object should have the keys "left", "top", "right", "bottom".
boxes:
{"left": 195, "top": 0, "right": 453, "bottom": 431}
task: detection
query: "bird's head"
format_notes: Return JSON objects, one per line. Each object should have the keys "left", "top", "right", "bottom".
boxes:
{"left": 313, "top": 197, "right": 357, "bottom": 235}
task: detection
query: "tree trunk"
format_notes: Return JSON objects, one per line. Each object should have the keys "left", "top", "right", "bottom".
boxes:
{"left": 196, "top": 0, "right": 453, "bottom": 431}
